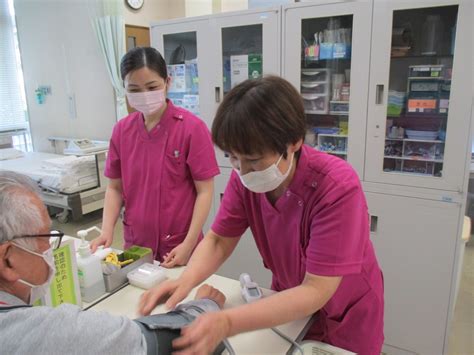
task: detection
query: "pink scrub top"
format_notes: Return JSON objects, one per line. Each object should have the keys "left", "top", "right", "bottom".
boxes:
{"left": 212, "top": 144, "right": 384, "bottom": 355}
{"left": 105, "top": 100, "right": 220, "bottom": 261}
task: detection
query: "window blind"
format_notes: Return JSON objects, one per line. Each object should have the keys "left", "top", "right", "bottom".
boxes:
{"left": 0, "top": 0, "right": 28, "bottom": 132}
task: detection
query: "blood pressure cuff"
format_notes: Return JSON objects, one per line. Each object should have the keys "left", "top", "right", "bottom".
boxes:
{"left": 134, "top": 310, "right": 226, "bottom": 355}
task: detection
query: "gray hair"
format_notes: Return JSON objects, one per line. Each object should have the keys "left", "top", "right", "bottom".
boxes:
{"left": 0, "top": 171, "right": 48, "bottom": 248}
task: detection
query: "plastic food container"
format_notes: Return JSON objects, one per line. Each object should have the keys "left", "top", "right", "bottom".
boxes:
{"left": 127, "top": 263, "right": 167, "bottom": 290}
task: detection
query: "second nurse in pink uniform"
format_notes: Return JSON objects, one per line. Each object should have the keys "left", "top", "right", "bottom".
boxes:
{"left": 91, "top": 47, "right": 219, "bottom": 267}
{"left": 139, "top": 76, "right": 384, "bottom": 354}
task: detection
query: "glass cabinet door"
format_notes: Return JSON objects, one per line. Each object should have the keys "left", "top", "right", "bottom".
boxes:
{"left": 366, "top": 0, "right": 471, "bottom": 191}
{"left": 300, "top": 15, "right": 353, "bottom": 161}
{"left": 162, "top": 31, "right": 200, "bottom": 116}
{"left": 213, "top": 9, "right": 280, "bottom": 168}
{"left": 283, "top": 1, "right": 372, "bottom": 176}
{"left": 382, "top": 5, "right": 458, "bottom": 177}
{"left": 221, "top": 24, "right": 263, "bottom": 95}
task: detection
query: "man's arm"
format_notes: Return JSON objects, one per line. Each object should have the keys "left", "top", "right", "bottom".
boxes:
{"left": 134, "top": 285, "right": 226, "bottom": 355}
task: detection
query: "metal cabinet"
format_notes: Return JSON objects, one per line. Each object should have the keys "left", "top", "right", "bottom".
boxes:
{"left": 363, "top": 2, "right": 472, "bottom": 354}
{"left": 367, "top": 191, "right": 464, "bottom": 355}
{"left": 151, "top": 8, "right": 281, "bottom": 168}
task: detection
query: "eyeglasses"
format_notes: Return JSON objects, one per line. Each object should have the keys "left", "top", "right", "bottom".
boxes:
{"left": 16, "top": 230, "right": 65, "bottom": 250}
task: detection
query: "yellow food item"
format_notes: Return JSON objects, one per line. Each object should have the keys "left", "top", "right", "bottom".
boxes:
{"left": 119, "top": 258, "right": 134, "bottom": 267}
{"left": 104, "top": 252, "right": 134, "bottom": 268}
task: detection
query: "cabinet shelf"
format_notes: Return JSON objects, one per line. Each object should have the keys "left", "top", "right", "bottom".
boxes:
{"left": 387, "top": 114, "right": 447, "bottom": 120}
{"left": 305, "top": 110, "right": 351, "bottom": 117}
{"left": 382, "top": 170, "right": 441, "bottom": 177}
{"left": 384, "top": 155, "right": 444, "bottom": 163}
{"left": 385, "top": 137, "right": 444, "bottom": 143}
{"left": 318, "top": 134, "right": 348, "bottom": 138}
{"left": 302, "top": 57, "right": 351, "bottom": 63}
{"left": 329, "top": 111, "right": 349, "bottom": 116}
{"left": 390, "top": 54, "right": 454, "bottom": 60}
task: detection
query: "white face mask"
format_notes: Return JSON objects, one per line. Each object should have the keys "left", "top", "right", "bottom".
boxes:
{"left": 14, "top": 243, "right": 56, "bottom": 305}
{"left": 237, "top": 152, "right": 294, "bottom": 193}
{"left": 126, "top": 89, "right": 166, "bottom": 116}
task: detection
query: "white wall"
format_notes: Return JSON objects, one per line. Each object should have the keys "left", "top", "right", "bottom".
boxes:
{"left": 248, "top": 0, "right": 291, "bottom": 9}
{"left": 15, "top": 0, "right": 116, "bottom": 153}
{"left": 124, "top": 0, "right": 184, "bottom": 27}
{"left": 185, "top": 0, "right": 213, "bottom": 17}
{"left": 182, "top": 0, "right": 249, "bottom": 18}
{"left": 221, "top": 0, "right": 248, "bottom": 12}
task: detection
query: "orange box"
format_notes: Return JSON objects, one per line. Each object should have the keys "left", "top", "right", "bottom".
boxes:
{"left": 408, "top": 99, "right": 437, "bottom": 109}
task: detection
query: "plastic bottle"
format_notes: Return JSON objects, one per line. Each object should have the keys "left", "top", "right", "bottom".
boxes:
{"left": 76, "top": 228, "right": 106, "bottom": 302}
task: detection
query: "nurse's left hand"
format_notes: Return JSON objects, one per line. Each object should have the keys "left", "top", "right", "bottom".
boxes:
{"left": 172, "top": 311, "right": 231, "bottom": 355}
{"left": 162, "top": 242, "right": 194, "bottom": 268}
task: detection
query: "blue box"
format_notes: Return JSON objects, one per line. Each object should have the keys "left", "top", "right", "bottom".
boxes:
{"left": 319, "top": 43, "right": 334, "bottom": 60}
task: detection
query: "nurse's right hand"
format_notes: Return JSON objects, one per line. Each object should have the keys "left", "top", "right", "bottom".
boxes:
{"left": 90, "top": 233, "right": 113, "bottom": 253}
{"left": 138, "top": 279, "right": 192, "bottom": 316}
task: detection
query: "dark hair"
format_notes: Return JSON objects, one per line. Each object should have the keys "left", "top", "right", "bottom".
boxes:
{"left": 120, "top": 47, "right": 167, "bottom": 81}
{"left": 212, "top": 75, "right": 306, "bottom": 157}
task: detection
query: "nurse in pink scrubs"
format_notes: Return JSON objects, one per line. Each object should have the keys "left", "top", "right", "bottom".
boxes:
{"left": 90, "top": 47, "right": 219, "bottom": 267}
{"left": 138, "top": 76, "right": 384, "bottom": 354}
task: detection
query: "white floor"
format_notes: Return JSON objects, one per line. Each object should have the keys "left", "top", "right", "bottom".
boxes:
{"left": 52, "top": 211, "right": 474, "bottom": 354}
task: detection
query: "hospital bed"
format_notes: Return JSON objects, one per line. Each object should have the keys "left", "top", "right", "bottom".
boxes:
{"left": 0, "top": 141, "right": 108, "bottom": 223}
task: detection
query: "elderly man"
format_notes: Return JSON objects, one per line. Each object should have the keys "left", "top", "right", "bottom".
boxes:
{"left": 0, "top": 171, "right": 227, "bottom": 355}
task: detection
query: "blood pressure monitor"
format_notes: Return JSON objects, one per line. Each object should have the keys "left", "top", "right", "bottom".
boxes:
{"left": 240, "top": 273, "right": 263, "bottom": 303}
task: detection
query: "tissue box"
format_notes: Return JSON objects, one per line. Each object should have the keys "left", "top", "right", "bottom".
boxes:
{"left": 127, "top": 263, "right": 167, "bottom": 290}
{"left": 103, "top": 246, "right": 153, "bottom": 292}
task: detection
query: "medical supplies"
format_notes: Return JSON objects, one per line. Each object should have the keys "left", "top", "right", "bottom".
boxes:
{"left": 406, "top": 65, "right": 451, "bottom": 115}
{"left": 127, "top": 263, "right": 166, "bottom": 289}
{"left": 76, "top": 228, "right": 106, "bottom": 303}
{"left": 239, "top": 273, "right": 263, "bottom": 303}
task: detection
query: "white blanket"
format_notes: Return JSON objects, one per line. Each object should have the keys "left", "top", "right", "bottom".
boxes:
{"left": 0, "top": 148, "right": 25, "bottom": 161}
{"left": 1, "top": 151, "right": 99, "bottom": 193}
